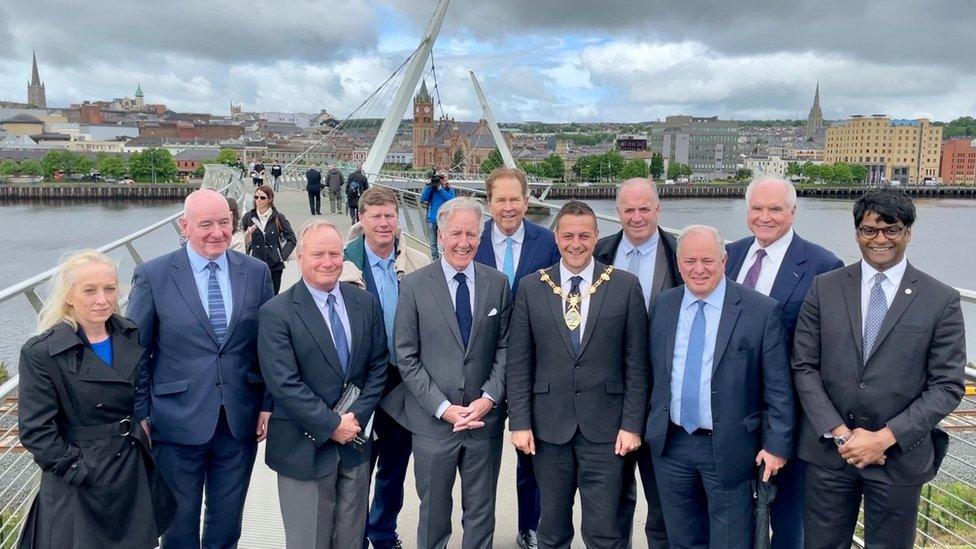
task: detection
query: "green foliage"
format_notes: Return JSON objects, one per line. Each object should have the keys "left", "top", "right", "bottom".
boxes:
{"left": 20, "top": 159, "right": 42, "bottom": 177}
{"left": 649, "top": 153, "right": 665, "bottom": 179}
{"left": 850, "top": 164, "right": 868, "bottom": 183}
{"left": 0, "top": 361, "right": 8, "bottom": 384}
{"left": 194, "top": 164, "right": 207, "bottom": 177}
{"left": 0, "top": 159, "right": 19, "bottom": 176}
{"left": 480, "top": 149, "right": 504, "bottom": 174}
{"left": 786, "top": 161, "right": 802, "bottom": 177}
{"left": 572, "top": 149, "right": 626, "bottom": 181}
{"left": 797, "top": 161, "right": 868, "bottom": 184}
{"left": 934, "top": 116, "right": 976, "bottom": 139}
{"left": 41, "top": 150, "right": 91, "bottom": 177}
{"left": 452, "top": 147, "right": 465, "bottom": 171}
{"left": 128, "top": 148, "right": 178, "bottom": 182}
{"left": 214, "top": 148, "right": 239, "bottom": 165}
{"left": 620, "top": 158, "right": 649, "bottom": 179}
{"left": 666, "top": 162, "right": 692, "bottom": 180}
{"left": 735, "top": 168, "right": 753, "bottom": 181}
{"left": 97, "top": 156, "right": 128, "bottom": 179}
{"left": 560, "top": 132, "right": 615, "bottom": 146}
{"left": 523, "top": 154, "right": 566, "bottom": 180}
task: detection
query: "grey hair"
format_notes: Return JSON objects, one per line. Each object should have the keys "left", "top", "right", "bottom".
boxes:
{"left": 616, "top": 177, "right": 659, "bottom": 206}
{"left": 745, "top": 176, "right": 797, "bottom": 209}
{"left": 677, "top": 224, "right": 727, "bottom": 258}
{"left": 296, "top": 219, "right": 341, "bottom": 254}
{"left": 436, "top": 197, "right": 485, "bottom": 237}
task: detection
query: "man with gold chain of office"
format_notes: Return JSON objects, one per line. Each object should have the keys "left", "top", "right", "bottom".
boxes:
{"left": 508, "top": 200, "right": 649, "bottom": 549}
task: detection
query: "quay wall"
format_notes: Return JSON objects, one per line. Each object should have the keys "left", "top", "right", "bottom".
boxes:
{"left": 0, "top": 185, "right": 197, "bottom": 200}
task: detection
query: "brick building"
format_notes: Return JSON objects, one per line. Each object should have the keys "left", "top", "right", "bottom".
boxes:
{"left": 940, "top": 138, "right": 976, "bottom": 184}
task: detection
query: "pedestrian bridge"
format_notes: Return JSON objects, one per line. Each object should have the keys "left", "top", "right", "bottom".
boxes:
{"left": 0, "top": 165, "right": 973, "bottom": 548}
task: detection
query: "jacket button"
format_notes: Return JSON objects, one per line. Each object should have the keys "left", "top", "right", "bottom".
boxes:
{"left": 575, "top": 391, "right": 581, "bottom": 396}
{"left": 847, "top": 413, "right": 855, "bottom": 420}
{"left": 70, "top": 463, "right": 78, "bottom": 469}
{"left": 219, "top": 352, "right": 225, "bottom": 358}
{"left": 574, "top": 364, "right": 580, "bottom": 369}
{"left": 95, "top": 403, "right": 103, "bottom": 408}
{"left": 859, "top": 383, "right": 866, "bottom": 389}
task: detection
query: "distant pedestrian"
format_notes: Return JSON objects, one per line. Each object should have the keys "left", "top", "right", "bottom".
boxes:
{"left": 346, "top": 162, "right": 369, "bottom": 223}
{"left": 326, "top": 165, "right": 345, "bottom": 215}
{"left": 306, "top": 167, "right": 323, "bottom": 215}
{"left": 251, "top": 160, "right": 265, "bottom": 187}
{"left": 243, "top": 185, "right": 298, "bottom": 295}
{"left": 419, "top": 169, "right": 455, "bottom": 260}
{"left": 227, "top": 196, "right": 246, "bottom": 253}
{"left": 270, "top": 162, "right": 283, "bottom": 191}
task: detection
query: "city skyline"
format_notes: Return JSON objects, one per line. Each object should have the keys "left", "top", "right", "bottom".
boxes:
{"left": 0, "top": 1, "right": 973, "bottom": 123}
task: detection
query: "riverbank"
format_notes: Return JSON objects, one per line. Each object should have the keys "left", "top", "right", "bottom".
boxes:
{"left": 541, "top": 183, "right": 976, "bottom": 199}
{"left": 0, "top": 181, "right": 200, "bottom": 200}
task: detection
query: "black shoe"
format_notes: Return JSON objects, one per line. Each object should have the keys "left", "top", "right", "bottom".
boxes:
{"left": 516, "top": 530, "right": 538, "bottom": 549}
{"left": 371, "top": 537, "right": 403, "bottom": 549}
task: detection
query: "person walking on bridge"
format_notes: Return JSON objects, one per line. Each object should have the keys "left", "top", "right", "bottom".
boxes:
{"left": 326, "top": 165, "right": 345, "bottom": 215}
{"left": 306, "top": 167, "right": 323, "bottom": 215}
{"left": 346, "top": 162, "right": 370, "bottom": 224}
{"left": 243, "top": 185, "right": 297, "bottom": 295}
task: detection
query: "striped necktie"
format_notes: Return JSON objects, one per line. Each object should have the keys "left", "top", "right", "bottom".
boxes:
{"left": 205, "top": 262, "right": 227, "bottom": 344}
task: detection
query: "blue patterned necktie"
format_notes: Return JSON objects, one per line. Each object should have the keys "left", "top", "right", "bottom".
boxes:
{"left": 502, "top": 237, "right": 516, "bottom": 290}
{"left": 205, "top": 262, "right": 227, "bottom": 344}
{"left": 567, "top": 276, "right": 583, "bottom": 356}
{"left": 680, "top": 300, "right": 707, "bottom": 434}
{"left": 454, "top": 272, "right": 472, "bottom": 349}
{"left": 327, "top": 293, "right": 350, "bottom": 374}
{"left": 863, "top": 273, "right": 888, "bottom": 362}
{"left": 626, "top": 247, "right": 641, "bottom": 275}
{"left": 379, "top": 259, "right": 398, "bottom": 364}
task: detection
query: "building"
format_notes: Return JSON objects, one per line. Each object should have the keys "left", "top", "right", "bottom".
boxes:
{"left": 940, "top": 138, "right": 976, "bottom": 184}
{"left": 616, "top": 134, "right": 648, "bottom": 151}
{"left": 824, "top": 115, "right": 942, "bottom": 184}
{"left": 27, "top": 51, "right": 46, "bottom": 109}
{"left": 261, "top": 112, "right": 316, "bottom": 129}
{"left": 2, "top": 114, "right": 45, "bottom": 136}
{"left": 805, "top": 83, "right": 824, "bottom": 141}
{"left": 174, "top": 147, "right": 221, "bottom": 176}
{"left": 139, "top": 120, "right": 244, "bottom": 141}
{"left": 411, "top": 80, "right": 499, "bottom": 173}
{"left": 654, "top": 115, "right": 740, "bottom": 178}
{"left": 744, "top": 156, "right": 788, "bottom": 179}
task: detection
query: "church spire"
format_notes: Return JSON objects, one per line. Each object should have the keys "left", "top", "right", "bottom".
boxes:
{"left": 812, "top": 81, "right": 820, "bottom": 110}
{"left": 416, "top": 79, "right": 432, "bottom": 103}
{"left": 805, "top": 81, "right": 824, "bottom": 140}
{"left": 30, "top": 50, "right": 42, "bottom": 86}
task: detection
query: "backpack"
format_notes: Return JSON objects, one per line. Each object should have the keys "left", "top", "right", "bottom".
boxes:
{"left": 347, "top": 179, "right": 362, "bottom": 197}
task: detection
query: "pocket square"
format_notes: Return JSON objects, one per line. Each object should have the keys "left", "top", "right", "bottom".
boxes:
{"left": 488, "top": 308, "right": 498, "bottom": 317}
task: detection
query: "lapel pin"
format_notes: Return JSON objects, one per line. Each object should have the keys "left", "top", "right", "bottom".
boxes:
{"left": 905, "top": 288, "right": 912, "bottom": 295}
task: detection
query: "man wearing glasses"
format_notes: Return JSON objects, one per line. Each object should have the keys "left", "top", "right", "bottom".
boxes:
{"left": 792, "top": 188, "right": 966, "bottom": 548}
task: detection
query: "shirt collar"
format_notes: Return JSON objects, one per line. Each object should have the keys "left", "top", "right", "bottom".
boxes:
{"left": 364, "top": 241, "right": 395, "bottom": 267}
{"left": 440, "top": 257, "right": 476, "bottom": 283}
{"left": 559, "top": 258, "right": 595, "bottom": 287}
{"left": 619, "top": 231, "right": 660, "bottom": 257}
{"left": 492, "top": 220, "right": 525, "bottom": 246}
{"left": 186, "top": 245, "right": 228, "bottom": 274}
{"left": 861, "top": 256, "right": 908, "bottom": 287}
{"left": 747, "top": 228, "right": 794, "bottom": 263}
{"left": 681, "top": 276, "right": 727, "bottom": 311}
{"left": 257, "top": 208, "right": 273, "bottom": 221}
{"left": 304, "top": 279, "right": 345, "bottom": 309}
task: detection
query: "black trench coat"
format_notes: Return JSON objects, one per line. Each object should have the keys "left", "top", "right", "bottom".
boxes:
{"left": 17, "top": 315, "right": 174, "bottom": 549}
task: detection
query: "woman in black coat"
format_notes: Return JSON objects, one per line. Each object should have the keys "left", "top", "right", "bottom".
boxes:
{"left": 243, "top": 184, "right": 297, "bottom": 294}
{"left": 18, "top": 251, "right": 174, "bottom": 548}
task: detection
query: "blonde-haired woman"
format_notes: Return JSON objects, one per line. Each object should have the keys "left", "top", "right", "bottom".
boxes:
{"left": 18, "top": 251, "right": 174, "bottom": 548}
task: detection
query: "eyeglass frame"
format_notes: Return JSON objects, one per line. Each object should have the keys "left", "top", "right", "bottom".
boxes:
{"left": 253, "top": 194, "right": 269, "bottom": 200}
{"left": 856, "top": 224, "right": 908, "bottom": 239}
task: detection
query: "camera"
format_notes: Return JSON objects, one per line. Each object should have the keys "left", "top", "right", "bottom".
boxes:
{"left": 428, "top": 173, "right": 444, "bottom": 188}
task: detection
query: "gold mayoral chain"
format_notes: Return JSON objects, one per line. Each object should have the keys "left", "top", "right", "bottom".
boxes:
{"left": 538, "top": 266, "right": 614, "bottom": 330}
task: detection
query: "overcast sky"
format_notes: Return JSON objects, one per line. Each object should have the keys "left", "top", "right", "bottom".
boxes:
{"left": 2, "top": 0, "right": 973, "bottom": 123}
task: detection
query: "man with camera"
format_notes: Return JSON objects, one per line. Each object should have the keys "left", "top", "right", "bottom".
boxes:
{"left": 420, "top": 167, "right": 456, "bottom": 260}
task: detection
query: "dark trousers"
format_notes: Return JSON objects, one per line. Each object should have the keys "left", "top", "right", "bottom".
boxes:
{"left": 618, "top": 444, "right": 669, "bottom": 548}
{"left": 365, "top": 408, "right": 413, "bottom": 547}
{"left": 653, "top": 427, "right": 754, "bottom": 549}
{"left": 516, "top": 451, "right": 541, "bottom": 532}
{"left": 534, "top": 431, "right": 625, "bottom": 549}
{"left": 769, "top": 458, "right": 804, "bottom": 549}
{"left": 804, "top": 462, "right": 922, "bottom": 549}
{"left": 308, "top": 190, "right": 321, "bottom": 215}
{"left": 270, "top": 268, "right": 283, "bottom": 295}
{"left": 349, "top": 207, "right": 359, "bottom": 225}
{"left": 152, "top": 409, "right": 258, "bottom": 549}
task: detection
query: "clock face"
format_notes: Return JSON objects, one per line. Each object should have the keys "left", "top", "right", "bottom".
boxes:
{"left": 423, "top": 106, "right": 431, "bottom": 114}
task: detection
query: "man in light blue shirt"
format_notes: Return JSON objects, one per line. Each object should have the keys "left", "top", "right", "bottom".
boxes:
{"left": 669, "top": 276, "right": 725, "bottom": 430}
{"left": 185, "top": 244, "right": 234, "bottom": 321}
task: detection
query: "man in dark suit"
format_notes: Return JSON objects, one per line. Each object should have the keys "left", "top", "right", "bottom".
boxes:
{"left": 647, "top": 224, "right": 794, "bottom": 549}
{"left": 306, "top": 167, "right": 323, "bottom": 215}
{"left": 724, "top": 177, "right": 843, "bottom": 549}
{"left": 594, "top": 177, "right": 679, "bottom": 548}
{"left": 473, "top": 167, "right": 560, "bottom": 549}
{"left": 383, "top": 197, "right": 512, "bottom": 549}
{"left": 258, "top": 220, "right": 388, "bottom": 548}
{"left": 792, "top": 189, "right": 965, "bottom": 548}
{"left": 128, "top": 189, "right": 274, "bottom": 549}
{"left": 508, "top": 200, "right": 648, "bottom": 549}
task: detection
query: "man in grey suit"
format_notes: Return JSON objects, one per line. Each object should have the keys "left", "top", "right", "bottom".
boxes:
{"left": 258, "top": 221, "right": 389, "bottom": 548}
{"left": 382, "top": 197, "right": 512, "bottom": 549}
{"left": 508, "top": 200, "right": 648, "bottom": 549}
{"left": 792, "top": 189, "right": 966, "bottom": 548}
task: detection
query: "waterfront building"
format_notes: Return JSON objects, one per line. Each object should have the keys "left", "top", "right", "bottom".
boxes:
{"left": 27, "top": 51, "right": 46, "bottom": 109}
{"left": 940, "top": 138, "right": 976, "bottom": 184}
{"left": 824, "top": 115, "right": 942, "bottom": 184}
{"left": 805, "top": 82, "right": 824, "bottom": 141}
{"left": 653, "top": 115, "right": 740, "bottom": 178}
{"left": 744, "top": 156, "right": 788, "bottom": 179}
{"left": 411, "top": 79, "right": 499, "bottom": 172}
{"left": 174, "top": 147, "right": 221, "bottom": 176}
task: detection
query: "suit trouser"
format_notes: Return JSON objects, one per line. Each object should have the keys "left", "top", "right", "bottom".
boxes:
{"left": 411, "top": 431, "right": 503, "bottom": 549}
{"left": 652, "top": 428, "right": 754, "bottom": 549}
{"left": 365, "top": 407, "right": 413, "bottom": 547}
{"left": 308, "top": 191, "right": 321, "bottom": 214}
{"left": 534, "top": 430, "right": 625, "bottom": 549}
{"left": 768, "top": 457, "right": 805, "bottom": 549}
{"left": 618, "top": 444, "right": 669, "bottom": 548}
{"left": 804, "top": 462, "right": 922, "bottom": 549}
{"left": 278, "top": 460, "right": 370, "bottom": 549}
{"left": 328, "top": 190, "right": 343, "bottom": 213}
{"left": 153, "top": 409, "right": 257, "bottom": 549}
{"left": 515, "top": 451, "right": 541, "bottom": 532}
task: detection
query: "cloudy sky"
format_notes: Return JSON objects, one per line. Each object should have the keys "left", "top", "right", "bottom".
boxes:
{"left": 1, "top": 0, "right": 973, "bottom": 123}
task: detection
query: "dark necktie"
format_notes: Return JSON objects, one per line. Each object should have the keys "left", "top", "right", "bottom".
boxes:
{"left": 742, "top": 248, "right": 766, "bottom": 290}
{"left": 454, "top": 272, "right": 472, "bottom": 349}
{"left": 205, "top": 262, "right": 227, "bottom": 344}
{"left": 567, "top": 276, "right": 583, "bottom": 356}
{"left": 327, "top": 294, "right": 350, "bottom": 374}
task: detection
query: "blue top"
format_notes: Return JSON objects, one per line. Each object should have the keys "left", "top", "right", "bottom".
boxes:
{"left": 186, "top": 245, "right": 234, "bottom": 320}
{"left": 420, "top": 185, "right": 456, "bottom": 223}
{"left": 612, "top": 231, "right": 660, "bottom": 308}
{"left": 89, "top": 338, "right": 113, "bottom": 367}
{"left": 670, "top": 276, "right": 726, "bottom": 430}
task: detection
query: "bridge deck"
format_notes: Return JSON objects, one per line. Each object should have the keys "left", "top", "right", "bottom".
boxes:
{"left": 237, "top": 188, "right": 629, "bottom": 548}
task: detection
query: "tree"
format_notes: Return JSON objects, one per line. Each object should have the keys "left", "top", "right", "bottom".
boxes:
{"left": 541, "top": 154, "right": 565, "bottom": 180}
{"left": 42, "top": 150, "right": 75, "bottom": 177}
{"left": 850, "top": 164, "right": 868, "bottom": 183}
{"left": 0, "top": 159, "right": 19, "bottom": 177}
{"left": 194, "top": 164, "right": 207, "bottom": 178}
{"left": 452, "top": 147, "right": 465, "bottom": 172}
{"left": 666, "top": 162, "right": 682, "bottom": 180}
{"left": 129, "top": 148, "right": 178, "bottom": 182}
{"left": 786, "top": 161, "right": 802, "bottom": 177}
{"left": 620, "top": 158, "right": 649, "bottom": 179}
{"left": 735, "top": 168, "right": 753, "bottom": 181}
{"left": 20, "top": 159, "right": 42, "bottom": 177}
{"left": 649, "top": 153, "right": 665, "bottom": 179}
{"left": 480, "top": 149, "right": 503, "bottom": 174}
{"left": 801, "top": 162, "right": 821, "bottom": 182}
{"left": 831, "top": 162, "right": 853, "bottom": 184}
{"left": 214, "top": 148, "right": 238, "bottom": 165}
{"left": 97, "top": 155, "right": 128, "bottom": 179}
{"left": 681, "top": 164, "right": 693, "bottom": 177}
{"left": 74, "top": 155, "right": 94, "bottom": 177}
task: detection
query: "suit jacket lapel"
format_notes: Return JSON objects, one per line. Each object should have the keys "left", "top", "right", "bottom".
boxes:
{"left": 651, "top": 241, "right": 670, "bottom": 299}
{"left": 294, "top": 282, "right": 345, "bottom": 378}
{"left": 169, "top": 251, "right": 220, "bottom": 346}
{"left": 662, "top": 291, "right": 681, "bottom": 372}
{"left": 841, "top": 265, "right": 864, "bottom": 366}
{"left": 712, "top": 281, "right": 743, "bottom": 372}
{"left": 220, "top": 251, "right": 248, "bottom": 347}
{"left": 865, "top": 263, "right": 920, "bottom": 364}
{"left": 466, "top": 265, "right": 491, "bottom": 356}
{"left": 543, "top": 265, "right": 576, "bottom": 357}
{"left": 341, "top": 284, "right": 366, "bottom": 374}
{"left": 580, "top": 262, "right": 610, "bottom": 354}
{"left": 515, "top": 223, "right": 538, "bottom": 280}
{"left": 769, "top": 237, "right": 805, "bottom": 304}
{"left": 726, "top": 237, "right": 751, "bottom": 280}
{"left": 427, "top": 268, "right": 465, "bottom": 351}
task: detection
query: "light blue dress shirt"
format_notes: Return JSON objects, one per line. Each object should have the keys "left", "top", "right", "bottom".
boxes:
{"left": 613, "top": 232, "right": 659, "bottom": 308}
{"left": 365, "top": 243, "right": 398, "bottom": 296}
{"left": 304, "top": 280, "right": 353, "bottom": 359}
{"left": 670, "top": 276, "right": 726, "bottom": 430}
{"left": 186, "top": 245, "right": 233, "bottom": 321}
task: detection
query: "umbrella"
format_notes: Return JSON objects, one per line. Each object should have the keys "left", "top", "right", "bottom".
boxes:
{"left": 753, "top": 462, "right": 777, "bottom": 549}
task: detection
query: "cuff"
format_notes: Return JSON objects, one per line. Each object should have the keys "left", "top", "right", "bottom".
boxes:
{"left": 435, "top": 400, "right": 451, "bottom": 419}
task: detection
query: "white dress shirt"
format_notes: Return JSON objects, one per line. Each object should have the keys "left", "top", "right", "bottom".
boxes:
{"left": 559, "top": 259, "right": 595, "bottom": 341}
{"left": 491, "top": 221, "right": 524, "bottom": 271}
{"left": 860, "top": 256, "right": 908, "bottom": 333}
{"left": 304, "top": 279, "right": 353, "bottom": 356}
{"left": 735, "top": 229, "right": 795, "bottom": 296}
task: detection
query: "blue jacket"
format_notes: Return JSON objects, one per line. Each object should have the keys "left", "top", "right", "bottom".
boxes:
{"left": 473, "top": 219, "right": 561, "bottom": 295}
{"left": 128, "top": 247, "right": 274, "bottom": 445}
{"left": 420, "top": 184, "right": 456, "bottom": 223}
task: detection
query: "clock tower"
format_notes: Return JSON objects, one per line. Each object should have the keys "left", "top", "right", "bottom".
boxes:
{"left": 412, "top": 80, "right": 435, "bottom": 169}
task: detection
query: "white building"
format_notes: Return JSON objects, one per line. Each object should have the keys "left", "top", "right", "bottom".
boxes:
{"left": 744, "top": 156, "right": 788, "bottom": 179}
{"left": 261, "top": 112, "right": 316, "bottom": 129}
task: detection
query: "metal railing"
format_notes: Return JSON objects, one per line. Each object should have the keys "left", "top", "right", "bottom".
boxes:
{"left": 0, "top": 163, "right": 972, "bottom": 546}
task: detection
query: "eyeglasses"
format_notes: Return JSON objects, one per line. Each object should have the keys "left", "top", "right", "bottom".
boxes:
{"left": 254, "top": 195, "right": 268, "bottom": 200}
{"left": 857, "top": 225, "right": 907, "bottom": 239}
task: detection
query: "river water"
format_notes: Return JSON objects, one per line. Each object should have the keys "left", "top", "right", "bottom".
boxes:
{"left": 2, "top": 196, "right": 974, "bottom": 365}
